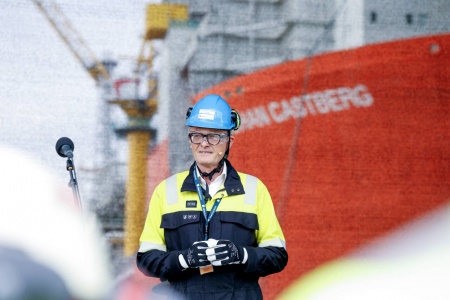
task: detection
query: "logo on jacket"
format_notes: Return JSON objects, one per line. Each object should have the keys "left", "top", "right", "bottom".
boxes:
{"left": 183, "top": 214, "right": 197, "bottom": 220}
{"left": 186, "top": 200, "right": 197, "bottom": 208}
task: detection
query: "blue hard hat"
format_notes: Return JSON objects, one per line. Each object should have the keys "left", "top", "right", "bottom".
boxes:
{"left": 186, "top": 94, "right": 240, "bottom": 130}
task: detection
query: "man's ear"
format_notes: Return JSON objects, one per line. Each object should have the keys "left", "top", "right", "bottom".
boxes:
{"left": 229, "top": 135, "right": 235, "bottom": 148}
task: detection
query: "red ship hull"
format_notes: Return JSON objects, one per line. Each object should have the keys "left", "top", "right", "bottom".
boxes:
{"left": 194, "top": 34, "right": 450, "bottom": 299}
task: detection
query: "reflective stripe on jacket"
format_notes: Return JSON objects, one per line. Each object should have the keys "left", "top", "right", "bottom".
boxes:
{"left": 137, "top": 160, "right": 288, "bottom": 299}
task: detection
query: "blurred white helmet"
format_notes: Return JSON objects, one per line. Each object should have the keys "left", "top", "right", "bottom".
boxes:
{"left": 0, "top": 145, "right": 112, "bottom": 300}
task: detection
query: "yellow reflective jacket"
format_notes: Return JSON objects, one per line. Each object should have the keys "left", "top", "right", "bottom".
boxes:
{"left": 137, "top": 160, "right": 287, "bottom": 299}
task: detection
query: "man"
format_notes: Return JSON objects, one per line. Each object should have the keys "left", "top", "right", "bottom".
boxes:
{"left": 137, "top": 94, "right": 288, "bottom": 299}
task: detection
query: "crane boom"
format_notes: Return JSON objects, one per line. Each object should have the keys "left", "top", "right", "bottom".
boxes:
{"left": 32, "top": 0, "right": 110, "bottom": 82}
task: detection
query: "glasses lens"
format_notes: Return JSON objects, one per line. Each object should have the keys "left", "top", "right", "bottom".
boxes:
{"left": 189, "top": 133, "right": 202, "bottom": 144}
{"left": 207, "top": 134, "right": 221, "bottom": 145}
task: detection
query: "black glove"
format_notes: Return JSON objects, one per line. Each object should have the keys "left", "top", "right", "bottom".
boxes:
{"left": 205, "top": 239, "right": 247, "bottom": 266}
{"left": 179, "top": 241, "right": 210, "bottom": 268}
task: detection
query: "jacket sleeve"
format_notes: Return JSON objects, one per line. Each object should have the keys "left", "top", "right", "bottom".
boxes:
{"left": 136, "top": 249, "right": 186, "bottom": 281}
{"left": 136, "top": 178, "right": 187, "bottom": 281}
{"left": 244, "top": 246, "right": 288, "bottom": 276}
{"left": 243, "top": 178, "right": 288, "bottom": 276}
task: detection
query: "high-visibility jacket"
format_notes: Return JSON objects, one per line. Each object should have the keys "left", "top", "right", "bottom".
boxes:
{"left": 137, "top": 160, "right": 288, "bottom": 299}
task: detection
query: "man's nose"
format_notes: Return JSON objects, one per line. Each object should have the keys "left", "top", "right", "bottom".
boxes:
{"left": 200, "top": 137, "right": 209, "bottom": 146}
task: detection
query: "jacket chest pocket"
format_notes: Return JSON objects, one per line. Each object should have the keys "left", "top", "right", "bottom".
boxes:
{"left": 160, "top": 211, "right": 203, "bottom": 251}
{"left": 211, "top": 212, "right": 259, "bottom": 247}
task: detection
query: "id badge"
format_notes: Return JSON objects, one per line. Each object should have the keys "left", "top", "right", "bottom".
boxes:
{"left": 199, "top": 265, "right": 214, "bottom": 275}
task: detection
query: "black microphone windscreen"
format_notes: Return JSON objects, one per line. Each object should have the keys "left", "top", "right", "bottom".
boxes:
{"left": 55, "top": 137, "right": 74, "bottom": 157}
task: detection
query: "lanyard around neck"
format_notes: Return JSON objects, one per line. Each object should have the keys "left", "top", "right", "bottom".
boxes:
{"left": 193, "top": 163, "right": 222, "bottom": 240}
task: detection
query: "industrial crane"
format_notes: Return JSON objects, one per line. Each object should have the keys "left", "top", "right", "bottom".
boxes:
{"left": 32, "top": 0, "right": 110, "bottom": 82}
{"left": 32, "top": 0, "right": 119, "bottom": 229}
{"left": 33, "top": 0, "right": 188, "bottom": 256}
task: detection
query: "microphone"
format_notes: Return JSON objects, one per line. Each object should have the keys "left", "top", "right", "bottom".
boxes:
{"left": 55, "top": 137, "right": 74, "bottom": 158}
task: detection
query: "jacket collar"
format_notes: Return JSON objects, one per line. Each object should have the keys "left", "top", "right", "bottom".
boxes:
{"left": 181, "top": 159, "right": 245, "bottom": 196}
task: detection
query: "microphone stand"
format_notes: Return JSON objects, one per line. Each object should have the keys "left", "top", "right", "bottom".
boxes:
{"left": 66, "top": 157, "right": 82, "bottom": 209}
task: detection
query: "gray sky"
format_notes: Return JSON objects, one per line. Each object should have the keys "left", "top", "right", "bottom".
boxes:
{"left": 0, "top": 0, "right": 155, "bottom": 202}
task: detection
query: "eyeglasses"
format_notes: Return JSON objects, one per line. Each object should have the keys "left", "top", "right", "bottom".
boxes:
{"left": 188, "top": 132, "right": 229, "bottom": 145}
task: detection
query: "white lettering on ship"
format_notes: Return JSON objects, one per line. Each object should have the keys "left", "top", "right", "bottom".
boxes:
{"left": 237, "top": 84, "right": 373, "bottom": 132}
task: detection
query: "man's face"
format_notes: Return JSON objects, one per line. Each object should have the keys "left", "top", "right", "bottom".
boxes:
{"left": 188, "top": 127, "right": 234, "bottom": 170}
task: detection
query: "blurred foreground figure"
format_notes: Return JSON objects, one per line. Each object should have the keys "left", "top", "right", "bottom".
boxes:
{"left": 278, "top": 202, "right": 450, "bottom": 300}
{"left": 0, "top": 245, "right": 70, "bottom": 299}
{"left": 0, "top": 145, "right": 112, "bottom": 300}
